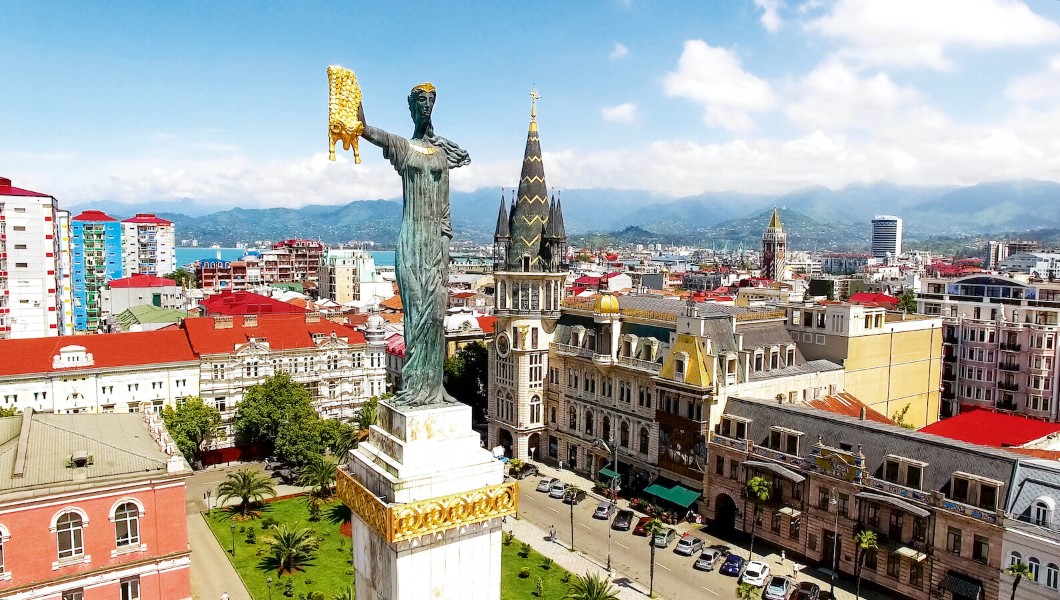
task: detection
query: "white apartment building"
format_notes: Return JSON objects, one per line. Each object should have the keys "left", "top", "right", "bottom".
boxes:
{"left": 0, "top": 177, "right": 73, "bottom": 339}
{"left": 318, "top": 248, "right": 394, "bottom": 307}
{"left": 871, "top": 214, "right": 903, "bottom": 259}
{"left": 1001, "top": 252, "right": 1060, "bottom": 281}
{"left": 919, "top": 274, "right": 1060, "bottom": 421}
{"left": 122, "top": 213, "right": 175, "bottom": 275}
{"left": 0, "top": 329, "right": 200, "bottom": 414}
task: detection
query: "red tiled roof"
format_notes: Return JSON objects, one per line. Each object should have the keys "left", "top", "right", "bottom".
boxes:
{"left": 848, "top": 292, "right": 900, "bottom": 306}
{"left": 72, "top": 210, "right": 118, "bottom": 222}
{"left": 122, "top": 213, "right": 172, "bottom": 225}
{"left": 452, "top": 291, "right": 476, "bottom": 299}
{"left": 109, "top": 274, "right": 176, "bottom": 288}
{"left": 919, "top": 407, "right": 1060, "bottom": 447}
{"left": 0, "top": 329, "right": 196, "bottom": 376}
{"left": 478, "top": 316, "right": 497, "bottom": 334}
{"left": 182, "top": 314, "right": 366, "bottom": 355}
{"left": 0, "top": 177, "right": 50, "bottom": 198}
{"left": 199, "top": 290, "right": 308, "bottom": 316}
{"left": 381, "top": 295, "right": 403, "bottom": 311}
{"left": 807, "top": 392, "right": 893, "bottom": 424}
{"left": 575, "top": 275, "right": 601, "bottom": 285}
{"left": 386, "top": 334, "right": 405, "bottom": 357}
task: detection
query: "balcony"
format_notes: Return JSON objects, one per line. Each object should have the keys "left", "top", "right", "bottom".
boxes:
{"left": 617, "top": 355, "right": 662, "bottom": 373}
{"left": 942, "top": 371, "right": 956, "bottom": 382}
{"left": 999, "top": 361, "right": 1021, "bottom": 372}
{"left": 943, "top": 335, "right": 959, "bottom": 344}
{"left": 998, "top": 381, "right": 1020, "bottom": 392}
{"left": 1000, "top": 342, "right": 1022, "bottom": 352}
{"left": 941, "top": 389, "right": 956, "bottom": 401}
{"left": 554, "top": 343, "right": 593, "bottom": 359}
{"left": 997, "top": 401, "right": 1019, "bottom": 412}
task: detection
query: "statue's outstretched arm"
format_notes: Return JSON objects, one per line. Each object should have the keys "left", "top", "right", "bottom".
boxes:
{"left": 358, "top": 104, "right": 409, "bottom": 169}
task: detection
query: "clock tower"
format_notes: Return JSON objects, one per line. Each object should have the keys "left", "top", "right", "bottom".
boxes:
{"left": 486, "top": 90, "right": 568, "bottom": 461}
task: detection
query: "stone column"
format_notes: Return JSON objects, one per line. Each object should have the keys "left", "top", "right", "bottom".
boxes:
{"left": 339, "top": 401, "right": 514, "bottom": 600}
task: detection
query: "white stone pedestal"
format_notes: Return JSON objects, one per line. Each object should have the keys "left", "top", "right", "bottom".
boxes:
{"left": 342, "top": 401, "right": 511, "bottom": 600}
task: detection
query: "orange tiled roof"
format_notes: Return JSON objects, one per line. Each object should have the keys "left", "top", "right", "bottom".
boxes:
{"left": 0, "top": 330, "right": 197, "bottom": 376}
{"left": 807, "top": 392, "right": 893, "bottom": 425}
{"left": 182, "top": 314, "right": 366, "bottom": 355}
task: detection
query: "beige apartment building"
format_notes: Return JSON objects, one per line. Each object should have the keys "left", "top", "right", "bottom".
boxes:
{"left": 785, "top": 302, "right": 943, "bottom": 427}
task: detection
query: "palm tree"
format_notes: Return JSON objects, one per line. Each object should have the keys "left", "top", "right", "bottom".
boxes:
{"left": 745, "top": 476, "right": 772, "bottom": 560}
{"left": 1005, "top": 561, "right": 1034, "bottom": 600}
{"left": 644, "top": 517, "right": 667, "bottom": 598}
{"left": 332, "top": 585, "right": 354, "bottom": 600}
{"left": 265, "top": 525, "right": 319, "bottom": 575}
{"left": 736, "top": 582, "right": 759, "bottom": 600}
{"left": 352, "top": 397, "right": 380, "bottom": 448}
{"left": 568, "top": 485, "right": 583, "bottom": 550}
{"left": 508, "top": 458, "right": 524, "bottom": 477}
{"left": 217, "top": 468, "right": 277, "bottom": 517}
{"left": 853, "top": 529, "right": 879, "bottom": 600}
{"left": 566, "top": 572, "right": 619, "bottom": 600}
{"left": 300, "top": 455, "right": 338, "bottom": 500}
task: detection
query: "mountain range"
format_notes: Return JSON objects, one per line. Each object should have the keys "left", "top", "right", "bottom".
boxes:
{"left": 66, "top": 179, "right": 1060, "bottom": 248}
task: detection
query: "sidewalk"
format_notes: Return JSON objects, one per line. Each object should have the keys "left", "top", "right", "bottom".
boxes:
{"left": 187, "top": 512, "right": 252, "bottom": 600}
{"left": 524, "top": 462, "right": 890, "bottom": 600}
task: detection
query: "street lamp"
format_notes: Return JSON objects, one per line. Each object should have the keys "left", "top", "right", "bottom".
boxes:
{"left": 266, "top": 576, "right": 273, "bottom": 600}
{"left": 594, "top": 435, "right": 620, "bottom": 573}
{"left": 230, "top": 523, "right": 236, "bottom": 556}
{"left": 829, "top": 487, "right": 839, "bottom": 598}
{"left": 204, "top": 490, "right": 213, "bottom": 516}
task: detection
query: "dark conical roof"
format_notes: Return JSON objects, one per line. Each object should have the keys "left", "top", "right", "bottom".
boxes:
{"left": 506, "top": 105, "right": 550, "bottom": 271}
{"left": 549, "top": 195, "right": 566, "bottom": 240}
{"left": 494, "top": 195, "right": 510, "bottom": 240}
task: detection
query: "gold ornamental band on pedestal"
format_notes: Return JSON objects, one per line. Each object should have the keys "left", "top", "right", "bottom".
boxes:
{"left": 337, "top": 470, "right": 518, "bottom": 543}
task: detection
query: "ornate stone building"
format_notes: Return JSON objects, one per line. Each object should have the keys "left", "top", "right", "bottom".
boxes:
{"left": 761, "top": 207, "right": 787, "bottom": 280}
{"left": 486, "top": 96, "right": 568, "bottom": 460}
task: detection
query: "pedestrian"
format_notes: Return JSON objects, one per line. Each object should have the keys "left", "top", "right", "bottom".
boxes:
{"left": 549, "top": 525, "right": 556, "bottom": 542}
{"left": 780, "top": 550, "right": 786, "bottom": 565}
{"left": 221, "top": 593, "right": 230, "bottom": 600}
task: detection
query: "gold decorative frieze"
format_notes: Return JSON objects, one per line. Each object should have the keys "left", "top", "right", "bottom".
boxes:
{"left": 337, "top": 470, "right": 517, "bottom": 543}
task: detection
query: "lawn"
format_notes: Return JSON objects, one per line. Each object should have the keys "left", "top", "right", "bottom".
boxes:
{"left": 206, "top": 497, "right": 577, "bottom": 599}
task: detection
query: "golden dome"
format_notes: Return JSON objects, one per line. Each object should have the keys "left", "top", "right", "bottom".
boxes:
{"left": 594, "top": 292, "right": 621, "bottom": 315}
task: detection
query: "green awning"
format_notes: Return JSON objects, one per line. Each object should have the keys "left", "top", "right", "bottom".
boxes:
{"left": 599, "top": 467, "right": 620, "bottom": 480}
{"left": 644, "top": 483, "right": 702, "bottom": 508}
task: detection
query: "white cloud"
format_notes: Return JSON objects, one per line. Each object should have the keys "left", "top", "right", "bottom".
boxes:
{"left": 754, "top": 0, "right": 783, "bottom": 32}
{"left": 601, "top": 103, "right": 637, "bottom": 123}
{"left": 663, "top": 40, "right": 776, "bottom": 131}
{"left": 1006, "top": 55, "right": 1060, "bottom": 104}
{"left": 808, "top": 0, "right": 1060, "bottom": 70}
{"left": 610, "top": 43, "right": 629, "bottom": 59}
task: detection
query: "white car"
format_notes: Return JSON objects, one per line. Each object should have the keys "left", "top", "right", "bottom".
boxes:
{"left": 740, "top": 560, "right": 771, "bottom": 586}
{"left": 548, "top": 481, "right": 568, "bottom": 499}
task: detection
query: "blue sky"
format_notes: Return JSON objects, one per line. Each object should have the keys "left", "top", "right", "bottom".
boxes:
{"left": 3, "top": 0, "right": 1060, "bottom": 209}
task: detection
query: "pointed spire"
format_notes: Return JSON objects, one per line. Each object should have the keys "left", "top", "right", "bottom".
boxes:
{"left": 494, "top": 191, "right": 510, "bottom": 240}
{"left": 768, "top": 207, "right": 782, "bottom": 230}
{"left": 550, "top": 193, "right": 566, "bottom": 240}
{"left": 506, "top": 88, "right": 551, "bottom": 272}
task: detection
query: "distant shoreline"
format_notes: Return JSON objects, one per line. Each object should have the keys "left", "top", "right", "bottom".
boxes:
{"left": 175, "top": 248, "right": 396, "bottom": 268}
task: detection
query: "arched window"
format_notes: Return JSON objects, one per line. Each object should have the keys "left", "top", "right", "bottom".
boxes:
{"left": 1030, "top": 557, "right": 1042, "bottom": 582}
{"left": 1010, "top": 551, "right": 1023, "bottom": 566}
{"left": 585, "top": 411, "right": 594, "bottom": 435}
{"left": 1046, "top": 563, "right": 1059, "bottom": 589}
{"left": 602, "top": 416, "right": 611, "bottom": 443}
{"left": 56, "top": 512, "right": 84, "bottom": 559}
{"left": 569, "top": 406, "right": 577, "bottom": 430}
{"left": 498, "top": 281, "right": 506, "bottom": 309}
{"left": 639, "top": 427, "right": 649, "bottom": 454}
{"left": 114, "top": 502, "right": 140, "bottom": 547}
{"left": 1033, "top": 498, "right": 1054, "bottom": 526}
{"left": 496, "top": 389, "right": 504, "bottom": 416}
{"left": 620, "top": 422, "right": 630, "bottom": 448}
{"left": 529, "top": 395, "right": 542, "bottom": 424}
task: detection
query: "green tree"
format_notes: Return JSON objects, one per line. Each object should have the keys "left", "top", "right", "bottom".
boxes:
{"left": 1005, "top": 561, "right": 1034, "bottom": 600}
{"left": 332, "top": 585, "right": 354, "bottom": 600}
{"left": 161, "top": 396, "right": 221, "bottom": 462}
{"left": 216, "top": 468, "right": 277, "bottom": 517}
{"left": 299, "top": 455, "right": 338, "bottom": 500}
{"left": 891, "top": 404, "right": 916, "bottom": 429}
{"left": 854, "top": 529, "right": 879, "bottom": 600}
{"left": 443, "top": 341, "right": 489, "bottom": 423}
{"left": 565, "top": 572, "right": 620, "bottom": 600}
{"left": 0, "top": 406, "right": 19, "bottom": 418}
{"left": 163, "top": 268, "right": 197, "bottom": 289}
{"left": 276, "top": 418, "right": 328, "bottom": 468}
{"left": 644, "top": 517, "right": 667, "bottom": 598}
{"left": 898, "top": 289, "right": 918, "bottom": 313}
{"left": 745, "top": 476, "right": 772, "bottom": 561}
{"left": 736, "top": 582, "right": 759, "bottom": 600}
{"left": 235, "top": 374, "right": 317, "bottom": 443}
{"left": 265, "top": 525, "right": 319, "bottom": 575}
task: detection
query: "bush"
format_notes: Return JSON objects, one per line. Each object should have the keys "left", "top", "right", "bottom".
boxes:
{"left": 560, "top": 572, "right": 571, "bottom": 583}
{"left": 519, "top": 542, "right": 531, "bottom": 558}
{"left": 503, "top": 531, "right": 515, "bottom": 546}
{"left": 534, "top": 577, "right": 544, "bottom": 597}
{"left": 284, "top": 578, "right": 295, "bottom": 597}
{"left": 246, "top": 529, "right": 257, "bottom": 544}
{"left": 262, "top": 516, "right": 279, "bottom": 530}
{"left": 519, "top": 567, "right": 531, "bottom": 579}
{"left": 541, "top": 557, "right": 554, "bottom": 570}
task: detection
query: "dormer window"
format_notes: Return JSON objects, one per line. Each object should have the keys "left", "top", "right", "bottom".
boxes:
{"left": 786, "top": 346, "right": 796, "bottom": 366}
{"left": 769, "top": 426, "right": 803, "bottom": 455}
{"left": 754, "top": 352, "right": 764, "bottom": 371}
{"left": 769, "top": 349, "right": 780, "bottom": 370}
{"left": 950, "top": 472, "right": 1002, "bottom": 510}
{"left": 1033, "top": 497, "right": 1055, "bottom": 527}
{"left": 883, "top": 455, "right": 927, "bottom": 490}
{"left": 673, "top": 352, "right": 688, "bottom": 380}
{"left": 719, "top": 416, "right": 750, "bottom": 440}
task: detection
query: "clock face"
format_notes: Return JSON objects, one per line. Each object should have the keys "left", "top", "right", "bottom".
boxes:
{"left": 496, "top": 332, "right": 511, "bottom": 357}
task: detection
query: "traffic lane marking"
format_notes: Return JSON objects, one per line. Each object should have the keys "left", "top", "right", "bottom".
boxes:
{"left": 701, "top": 586, "right": 719, "bottom": 596}
{"left": 658, "top": 564, "right": 670, "bottom": 571}
{"left": 548, "top": 507, "right": 559, "bottom": 514}
{"left": 615, "top": 541, "right": 629, "bottom": 549}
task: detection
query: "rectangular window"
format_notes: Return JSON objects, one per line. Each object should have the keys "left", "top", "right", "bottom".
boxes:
{"left": 972, "top": 535, "right": 989, "bottom": 563}
{"left": 947, "top": 527, "right": 962, "bottom": 555}
{"left": 818, "top": 487, "right": 831, "bottom": 510}
{"left": 120, "top": 577, "right": 140, "bottom": 600}
{"left": 884, "top": 459, "right": 900, "bottom": 483}
{"left": 771, "top": 511, "right": 782, "bottom": 534}
{"left": 909, "top": 563, "right": 923, "bottom": 588}
{"left": 715, "top": 455, "right": 724, "bottom": 475}
{"left": 864, "top": 549, "right": 877, "bottom": 571}
{"left": 838, "top": 493, "right": 849, "bottom": 518}
{"left": 951, "top": 477, "right": 970, "bottom": 504}
{"left": 979, "top": 484, "right": 998, "bottom": 510}
{"left": 729, "top": 459, "right": 739, "bottom": 480}
{"left": 886, "top": 553, "right": 900, "bottom": 578}
{"left": 62, "top": 591, "right": 84, "bottom": 600}
{"left": 789, "top": 516, "right": 800, "bottom": 540}
{"left": 808, "top": 532, "right": 817, "bottom": 552}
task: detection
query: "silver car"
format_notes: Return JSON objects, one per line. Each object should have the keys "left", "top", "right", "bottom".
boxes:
{"left": 674, "top": 533, "right": 704, "bottom": 556}
{"left": 536, "top": 477, "right": 558, "bottom": 493}
{"left": 763, "top": 576, "right": 793, "bottom": 600}
{"left": 693, "top": 547, "right": 724, "bottom": 571}
{"left": 593, "top": 500, "right": 615, "bottom": 519}
{"left": 548, "top": 481, "right": 567, "bottom": 498}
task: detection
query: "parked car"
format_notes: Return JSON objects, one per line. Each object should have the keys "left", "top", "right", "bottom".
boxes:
{"left": 612, "top": 509, "right": 635, "bottom": 531}
{"left": 740, "top": 561, "right": 771, "bottom": 586}
{"left": 593, "top": 500, "right": 616, "bottom": 519}
{"left": 652, "top": 527, "right": 678, "bottom": 548}
{"left": 693, "top": 547, "right": 725, "bottom": 571}
{"left": 719, "top": 554, "right": 745, "bottom": 577}
{"left": 632, "top": 516, "right": 652, "bottom": 536}
{"left": 563, "top": 488, "right": 587, "bottom": 505}
{"left": 272, "top": 467, "right": 297, "bottom": 484}
{"left": 548, "top": 481, "right": 567, "bottom": 499}
{"left": 674, "top": 533, "right": 704, "bottom": 556}
{"left": 511, "top": 463, "right": 540, "bottom": 479}
{"left": 536, "top": 477, "right": 559, "bottom": 493}
{"left": 795, "top": 582, "right": 821, "bottom": 600}
{"left": 763, "top": 576, "right": 793, "bottom": 600}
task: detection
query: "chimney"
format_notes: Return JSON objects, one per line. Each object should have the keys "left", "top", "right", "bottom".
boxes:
{"left": 244, "top": 314, "right": 258, "bottom": 327}
{"left": 305, "top": 312, "right": 321, "bottom": 323}
{"left": 327, "top": 314, "right": 346, "bottom": 325}
{"left": 860, "top": 407, "right": 867, "bottom": 420}
{"left": 214, "top": 315, "right": 234, "bottom": 329}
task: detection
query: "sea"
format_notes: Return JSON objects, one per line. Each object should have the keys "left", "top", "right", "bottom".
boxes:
{"left": 175, "top": 248, "right": 395, "bottom": 269}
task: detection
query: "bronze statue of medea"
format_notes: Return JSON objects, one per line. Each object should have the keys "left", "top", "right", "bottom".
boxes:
{"left": 329, "top": 69, "right": 470, "bottom": 407}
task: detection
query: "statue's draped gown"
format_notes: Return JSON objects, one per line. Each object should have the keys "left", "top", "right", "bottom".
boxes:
{"left": 367, "top": 127, "right": 454, "bottom": 406}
